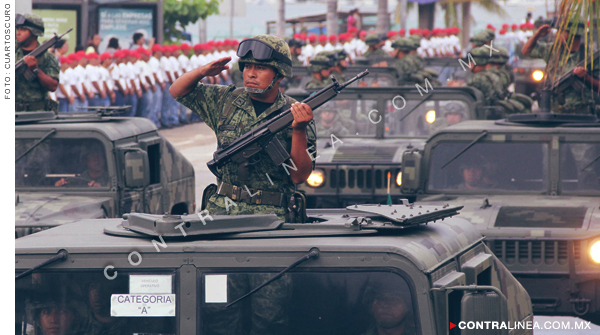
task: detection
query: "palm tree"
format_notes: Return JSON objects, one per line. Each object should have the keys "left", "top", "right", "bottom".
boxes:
{"left": 441, "top": 0, "right": 508, "bottom": 28}
{"left": 377, "top": 0, "right": 389, "bottom": 34}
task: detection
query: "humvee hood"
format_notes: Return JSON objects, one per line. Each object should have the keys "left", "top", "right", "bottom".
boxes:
{"left": 15, "top": 193, "right": 112, "bottom": 229}
{"left": 315, "top": 138, "right": 425, "bottom": 164}
{"left": 419, "top": 195, "right": 600, "bottom": 238}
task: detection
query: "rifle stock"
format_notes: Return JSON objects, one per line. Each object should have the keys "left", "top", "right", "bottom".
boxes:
{"left": 207, "top": 70, "right": 369, "bottom": 178}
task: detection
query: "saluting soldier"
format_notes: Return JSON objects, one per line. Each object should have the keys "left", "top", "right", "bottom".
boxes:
{"left": 15, "top": 14, "right": 59, "bottom": 112}
{"left": 522, "top": 21, "right": 599, "bottom": 114}
{"left": 170, "top": 35, "right": 316, "bottom": 222}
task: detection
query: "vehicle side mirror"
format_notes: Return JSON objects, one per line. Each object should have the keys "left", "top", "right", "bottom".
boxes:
{"left": 401, "top": 150, "right": 421, "bottom": 194}
{"left": 461, "top": 290, "right": 508, "bottom": 335}
{"left": 124, "top": 150, "right": 150, "bottom": 188}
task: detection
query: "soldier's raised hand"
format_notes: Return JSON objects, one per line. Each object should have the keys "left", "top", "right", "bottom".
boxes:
{"left": 574, "top": 67, "right": 587, "bottom": 78}
{"left": 201, "top": 57, "right": 231, "bottom": 77}
{"left": 536, "top": 24, "right": 551, "bottom": 38}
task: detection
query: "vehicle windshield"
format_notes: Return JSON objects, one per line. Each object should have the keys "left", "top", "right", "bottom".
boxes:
{"left": 428, "top": 142, "right": 548, "bottom": 192}
{"left": 15, "top": 271, "right": 177, "bottom": 335}
{"left": 16, "top": 138, "right": 110, "bottom": 189}
{"left": 315, "top": 99, "right": 378, "bottom": 138}
{"left": 385, "top": 99, "right": 471, "bottom": 138}
{"left": 561, "top": 142, "right": 600, "bottom": 193}
{"left": 200, "top": 270, "right": 418, "bottom": 335}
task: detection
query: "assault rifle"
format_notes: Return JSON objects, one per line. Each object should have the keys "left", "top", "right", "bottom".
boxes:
{"left": 551, "top": 50, "right": 599, "bottom": 95}
{"left": 16, "top": 28, "right": 73, "bottom": 81}
{"left": 207, "top": 70, "right": 369, "bottom": 179}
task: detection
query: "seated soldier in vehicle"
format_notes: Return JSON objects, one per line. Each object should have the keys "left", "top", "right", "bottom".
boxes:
{"left": 28, "top": 285, "right": 87, "bottom": 335}
{"left": 430, "top": 101, "right": 467, "bottom": 133}
{"left": 305, "top": 55, "right": 334, "bottom": 89}
{"left": 316, "top": 101, "right": 350, "bottom": 137}
{"left": 55, "top": 142, "right": 108, "bottom": 187}
{"left": 457, "top": 154, "right": 497, "bottom": 190}
{"left": 83, "top": 277, "right": 129, "bottom": 335}
{"left": 361, "top": 276, "right": 417, "bottom": 335}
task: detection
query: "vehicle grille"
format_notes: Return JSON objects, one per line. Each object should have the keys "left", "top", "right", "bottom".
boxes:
{"left": 332, "top": 146, "right": 397, "bottom": 164}
{"left": 328, "top": 167, "right": 401, "bottom": 189}
{"left": 489, "top": 240, "right": 572, "bottom": 265}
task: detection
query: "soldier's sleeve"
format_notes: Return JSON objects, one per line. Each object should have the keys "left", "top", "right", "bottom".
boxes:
{"left": 41, "top": 52, "right": 60, "bottom": 82}
{"left": 529, "top": 41, "right": 550, "bottom": 60}
{"left": 174, "top": 83, "right": 236, "bottom": 132}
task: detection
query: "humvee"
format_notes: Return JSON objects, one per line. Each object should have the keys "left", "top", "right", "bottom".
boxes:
{"left": 400, "top": 113, "right": 600, "bottom": 323}
{"left": 287, "top": 66, "right": 402, "bottom": 90}
{"left": 15, "top": 203, "right": 532, "bottom": 335}
{"left": 287, "top": 87, "right": 492, "bottom": 208}
{"left": 15, "top": 111, "right": 195, "bottom": 237}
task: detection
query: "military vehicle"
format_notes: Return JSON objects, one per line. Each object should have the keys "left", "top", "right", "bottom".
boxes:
{"left": 287, "top": 87, "right": 492, "bottom": 208}
{"left": 15, "top": 203, "right": 532, "bottom": 335}
{"left": 287, "top": 66, "right": 401, "bottom": 90}
{"left": 399, "top": 113, "right": 600, "bottom": 323}
{"left": 15, "top": 111, "right": 195, "bottom": 237}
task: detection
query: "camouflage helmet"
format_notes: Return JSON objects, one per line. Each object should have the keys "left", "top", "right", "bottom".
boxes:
{"left": 469, "top": 46, "right": 490, "bottom": 65}
{"left": 309, "top": 55, "right": 334, "bottom": 73}
{"left": 443, "top": 101, "right": 467, "bottom": 116}
{"left": 469, "top": 30, "right": 491, "bottom": 46}
{"left": 391, "top": 38, "right": 414, "bottom": 52}
{"left": 16, "top": 13, "right": 45, "bottom": 37}
{"left": 335, "top": 49, "right": 349, "bottom": 60}
{"left": 489, "top": 47, "right": 509, "bottom": 64}
{"left": 408, "top": 35, "right": 421, "bottom": 48}
{"left": 365, "top": 34, "right": 383, "bottom": 46}
{"left": 237, "top": 34, "right": 293, "bottom": 78}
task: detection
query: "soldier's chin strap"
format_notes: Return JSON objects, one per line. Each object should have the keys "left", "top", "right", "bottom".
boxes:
{"left": 245, "top": 73, "right": 282, "bottom": 96}
{"left": 17, "top": 31, "right": 37, "bottom": 49}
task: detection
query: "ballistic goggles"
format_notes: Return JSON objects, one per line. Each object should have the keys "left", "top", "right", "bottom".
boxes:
{"left": 15, "top": 14, "right": 44, "bottom": 33}
{"left": 237, "top": 39, "right": 292, "bottom": 66}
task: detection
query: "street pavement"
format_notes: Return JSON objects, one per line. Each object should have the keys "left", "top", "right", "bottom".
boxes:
{"left": 161, "top": 123, "right": 600, "bottom": 334}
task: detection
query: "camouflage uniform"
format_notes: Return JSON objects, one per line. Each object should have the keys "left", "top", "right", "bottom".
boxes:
{"left": 317, "top": 50, "right": 347, "bottom": 82}
{"left": 15, "top": 14, "right": 60, "bottom": 112}
{"left": 530, "top": 40, "right": 599, "bottom": 114}
{"left": 306, "top": 55, "right": 334, "bottom": 89}
{"left": 315, "top": 102, "right": 351, "bottom": 137}
{"left": 175, "top": 35, "right": 317, "bottom": 221}
{"left": 466, "top": 47, "right": 504, "bottom": 105}
{"left": 364, "top": 34, "right": 389, "bottom": 58}
{"left": 391, "top": 38, "right": 417, "bottom": 83}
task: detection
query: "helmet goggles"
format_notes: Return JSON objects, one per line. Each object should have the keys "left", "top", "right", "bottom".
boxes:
{"left": 15, "top": 14, "right": 45, "bottom": 34}
{"left": 237, "top": 38, "right": 292, "bottom": 66}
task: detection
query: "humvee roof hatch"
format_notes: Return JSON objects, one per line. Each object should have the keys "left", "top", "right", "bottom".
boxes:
{"left": 104, "top": 203, "right": 463, "bottom": 239}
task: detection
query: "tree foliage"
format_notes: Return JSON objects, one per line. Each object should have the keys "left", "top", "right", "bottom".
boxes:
{"left": 162, "top": 0, "right": 221, "bottom": 43}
